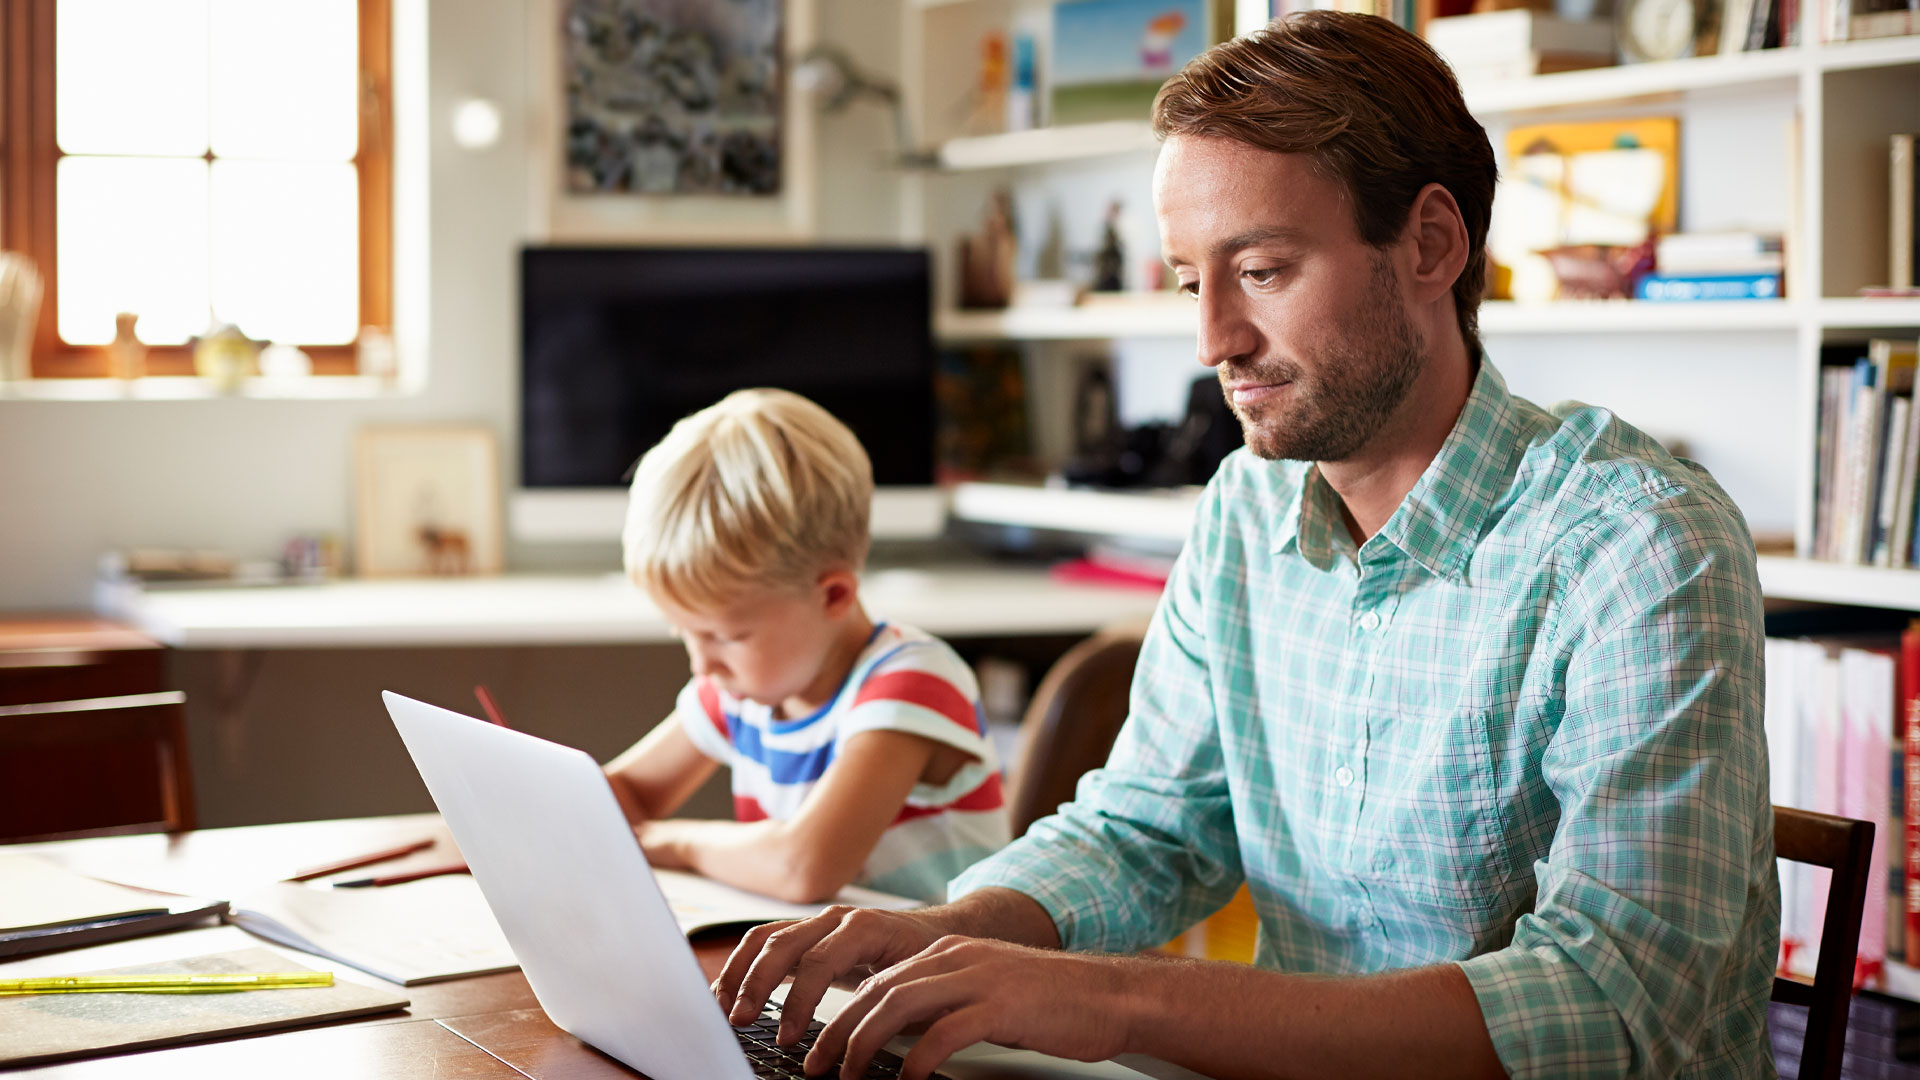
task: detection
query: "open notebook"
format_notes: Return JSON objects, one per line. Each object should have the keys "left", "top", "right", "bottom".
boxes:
{"left": 226, "top": 852, "right": 916, "bottom": 985}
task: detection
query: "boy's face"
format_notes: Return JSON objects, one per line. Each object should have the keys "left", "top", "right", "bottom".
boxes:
{"left": 656, "top": 583, "right": 843, "bottom": 712}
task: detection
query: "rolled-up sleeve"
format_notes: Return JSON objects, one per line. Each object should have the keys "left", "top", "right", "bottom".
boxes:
{"left": 1457, "top": 494, "right": 1778, "bottom": 1079}
{"left": 952, "top": 489, "right": 1243, "bottom": 953}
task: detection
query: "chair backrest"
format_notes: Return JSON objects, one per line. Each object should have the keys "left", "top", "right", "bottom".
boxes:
{"left": 1008, "top": 620, "right": 1147, "bottom": 837}
{"left": 1772, "top": 804, "right": 1875, "bottom": 1080}
{"left": 0, "top": 691, "right": 195, "bottom": 842}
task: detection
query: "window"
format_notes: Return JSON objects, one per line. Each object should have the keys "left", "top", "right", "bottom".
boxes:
{"left": 1, "top": 0, "right": 390, "bottom": 378}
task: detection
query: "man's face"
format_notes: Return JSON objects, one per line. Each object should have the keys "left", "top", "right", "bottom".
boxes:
{"left": 1154, "top": 135, "right": 1428, "bottom": 462}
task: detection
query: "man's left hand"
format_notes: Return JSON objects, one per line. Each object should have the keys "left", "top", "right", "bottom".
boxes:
{"left": 808, "top": 935, "right": 1139, "bottom": 1080}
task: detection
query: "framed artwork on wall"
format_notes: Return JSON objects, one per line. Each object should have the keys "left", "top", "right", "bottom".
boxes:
{"left": 526, "top": 0, "right": 818, "bottom": 242}
{"left": 354, "top": 427, "right": 504, "bottom": 577}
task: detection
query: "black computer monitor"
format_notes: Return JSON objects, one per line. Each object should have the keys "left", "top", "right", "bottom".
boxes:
{"left": 519, "top": 245, "right": 936, "bottom": 492}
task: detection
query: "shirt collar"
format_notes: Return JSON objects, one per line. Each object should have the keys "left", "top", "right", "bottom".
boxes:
{"left": 1270, "top": 358, "right": 1520, "bottom": 582}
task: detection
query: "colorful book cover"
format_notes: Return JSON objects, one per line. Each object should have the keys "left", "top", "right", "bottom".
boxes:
{"left": 1634, "top": 271, "right": 1783, "bottom": 301}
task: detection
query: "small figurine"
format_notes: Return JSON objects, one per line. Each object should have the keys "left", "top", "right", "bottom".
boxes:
{"left": 107, "top": 312, "right": 146, "bottom": 381}
{"left": 1091, "top": 199, "right": 1126, "bottom": 292}
{"left": 958, "top": 189, "right": 1017, "bottom": 309}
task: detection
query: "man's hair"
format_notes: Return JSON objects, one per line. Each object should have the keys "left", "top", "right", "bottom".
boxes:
{"left": 1151, "top": 11, "right": 1498, "bottom": 347}
{"left": 623, "top": 388, "right": 873, "bottom": 611}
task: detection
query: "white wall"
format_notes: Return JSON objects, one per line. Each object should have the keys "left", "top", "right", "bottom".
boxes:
{"left": 0, "top": 0, "right": 903, "bottom": 611}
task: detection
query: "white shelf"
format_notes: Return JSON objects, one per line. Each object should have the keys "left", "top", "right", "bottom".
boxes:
{"left": 1464, "top": 48, "right": 1805, "bottom": 114}
{"left": 936, "top": 295, "right": 1197, "bottom": 341}
{"left": 98, "top": 565, "right": 1166, "bottom": 649}
{"left": 1813, "top": 298, "right": 1920, "bottom": 328}
{"left": 936, "top": 121, "right": 1161, "bottom": 171}
{"left": 0, "top": 375, "right": 408, "bottom": 402}
{"left": 1755, "top": 555, "right": 1920, "bottom": 610}
{"left": 1479, "top": 300, "right": 1801, "bottom": 334}
{"left": 950, "top": 482, "right": 1200, "bottom": 542}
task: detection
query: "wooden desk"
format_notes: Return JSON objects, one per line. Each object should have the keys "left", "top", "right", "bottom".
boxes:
{"left": 6, "top": 815, "right": 733, "bottom": 1078}
{"left": 8, "top": 816, "right": 1204, "bottom": 1080}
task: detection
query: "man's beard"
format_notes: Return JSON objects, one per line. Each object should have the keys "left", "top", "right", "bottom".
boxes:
{"left": 1221, "top": 254, "right": 1428, "bottom": 463}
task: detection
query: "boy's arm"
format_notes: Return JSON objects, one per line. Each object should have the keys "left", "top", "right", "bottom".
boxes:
{"left": 604, "top": 719, "right": 721, "bottom": 824}
{"left": 638, "top": 728, "right": 940, "bottom": 903}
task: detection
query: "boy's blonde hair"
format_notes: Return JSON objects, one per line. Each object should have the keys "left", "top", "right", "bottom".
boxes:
{"left": 624, "top": 388, "right": 873, "bottom": 611}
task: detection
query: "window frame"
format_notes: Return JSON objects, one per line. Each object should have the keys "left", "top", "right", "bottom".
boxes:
{"left": 1, "top": 0, "right": 391, "bottom": 378}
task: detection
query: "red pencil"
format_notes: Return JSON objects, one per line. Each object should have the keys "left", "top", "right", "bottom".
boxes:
{"left": 285, "top": 838, "right": 435, "bottom": 882}
{"left": 474, "top": 684, "right": 512, "bottom": 729}
{"left": 330, "top": 862, "right": 471, "bottom": 888}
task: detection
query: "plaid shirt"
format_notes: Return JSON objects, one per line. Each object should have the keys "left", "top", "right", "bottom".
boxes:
{"left": 954, "top": 360, "right": 1779, "bottom": 1079}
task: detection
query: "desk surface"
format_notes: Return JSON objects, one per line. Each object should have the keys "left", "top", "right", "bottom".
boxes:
{"left": 97, "top": 567, "right": 1164, "bottom": 649}
{"left": 9, "top": 816, "right": 1204, "bottom": 1080}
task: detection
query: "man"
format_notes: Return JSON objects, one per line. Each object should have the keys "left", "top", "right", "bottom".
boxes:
{"left": 716, "top": 12, "right": 1779, "bottom": 1080}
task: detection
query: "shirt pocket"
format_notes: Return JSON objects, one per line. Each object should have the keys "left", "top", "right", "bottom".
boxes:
{"left": 1370, "top": 704, "right": 1515, "bottom": 921}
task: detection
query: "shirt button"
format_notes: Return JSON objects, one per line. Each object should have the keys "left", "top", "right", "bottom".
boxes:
{"left": 1357, "top": 611, "right": 1381, "bottom": 631}
{"left": 1335, "top": 765, "right": 1355, "bottom": 787}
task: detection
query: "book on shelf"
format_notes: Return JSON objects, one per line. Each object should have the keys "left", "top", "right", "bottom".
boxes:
{"left": 1653, "top": 231, "right": 1785, "bottom": 275}
{"left": 1768, "top": 632, "right": 1904, "bottom": 986}
{"left": 1634, "top": 271, "right": 1783, "bottom": 301}
{"left": 1894, "top": 134, "right": 1917, "bottom": 293}
{"left": 1423, "top": 10, "right": 1614, "bottom": 80}
{"left": 1812, "top": 340, "right": 1920, "bottom": 567}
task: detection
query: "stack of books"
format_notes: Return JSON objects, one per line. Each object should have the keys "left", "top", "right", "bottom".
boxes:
{"left": 1814, "top": 338, "right": 1920, "bottom": 567}
{"left": 1423, "top": 11, "right": 1615, "bottom": 83}
{"left": 1637, "top": 231, "right": 1785, "bottom": 301}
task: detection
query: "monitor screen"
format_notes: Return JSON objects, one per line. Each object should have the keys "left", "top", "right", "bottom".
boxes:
{"left": 520, "top": 246, "right": 936, "bottom": 490}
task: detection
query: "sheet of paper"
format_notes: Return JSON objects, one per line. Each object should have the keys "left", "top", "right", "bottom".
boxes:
{"left": 653, "top": 869, "right": 919, "bottom": 935}
{"left": 0, "top": 854, "right": 168, "bottom": 932}
{"left": 0, "top": 946, "right": 407, "bottom": 1068}
{"left": 227, "top": 875, "right": 518, "bottom": 986}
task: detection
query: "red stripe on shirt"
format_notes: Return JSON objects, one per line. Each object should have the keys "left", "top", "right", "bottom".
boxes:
{"left": 854, "top": 671, "right": 978, "bottom": 733}
{"left": 734, "top": 794, "right": 769, "bottom": 822}
{"left": 891, "top": 772, "right": 1005, "bottom": 825}
{"left": 697, "top": 679, "right": 728, "bottom": 741}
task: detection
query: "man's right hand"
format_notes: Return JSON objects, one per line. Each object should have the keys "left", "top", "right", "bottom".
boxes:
{"left": 713, "top": 905, "right": 947, "bottom": 1045}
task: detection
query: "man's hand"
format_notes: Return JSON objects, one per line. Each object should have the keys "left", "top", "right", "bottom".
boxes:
{"left": 808, "top": 936, "right": 1136, "bottom": 1080}
{"left": 713, "top": 905, "right": 948, "bottom": 1044}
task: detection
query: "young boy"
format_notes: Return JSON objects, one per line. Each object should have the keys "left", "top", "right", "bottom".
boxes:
{"left": 604, "top": 388, "right": 1009, "bottom": 904}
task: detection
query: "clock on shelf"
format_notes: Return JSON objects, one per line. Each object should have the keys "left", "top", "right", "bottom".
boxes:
{"left": 1615, "top": 0, "right": 1720, "bottom": 62}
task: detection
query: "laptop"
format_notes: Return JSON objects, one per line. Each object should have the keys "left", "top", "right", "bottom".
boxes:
{"left": 382, "top": 691, "right": 1163, "bottom": 1080}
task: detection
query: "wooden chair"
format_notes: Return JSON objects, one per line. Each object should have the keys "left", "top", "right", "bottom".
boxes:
{"left": 1772, "top": 805, "right": 1876, "bottom": 1080}
{"left": 0, "top": 691, "right": 196, "bottom": 842}
{"left": 1007, "top": 620, "right": 1148, "bottom": 837}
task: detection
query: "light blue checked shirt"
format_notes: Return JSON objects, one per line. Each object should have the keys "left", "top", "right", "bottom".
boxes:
{"left": 954, "top": 360, "right": 1779, "bottom": 1079}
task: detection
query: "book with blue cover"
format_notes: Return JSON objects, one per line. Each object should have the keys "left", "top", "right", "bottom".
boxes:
{"left": 1635, "top": 271, "right": 1783, "bottom": 301}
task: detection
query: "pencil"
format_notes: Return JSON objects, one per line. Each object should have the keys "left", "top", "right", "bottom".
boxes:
{"left": 474, "top": 684, "right": 513, "bottom": 729}
{"left": 330, "top": 862, "right": 471, "bottom": 888}
{"left": 0, "top": 972, "right": 334, "bottom": 995}
{"left": 285, "top": 837, "right": 435, "bottom": 882}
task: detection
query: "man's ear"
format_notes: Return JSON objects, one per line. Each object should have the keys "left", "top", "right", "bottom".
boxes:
{"left": 817, "top": 567, "right": 860, "bottom": 619}
{"left": 1403, "top": 182, "right": 1470, "bottom": 306}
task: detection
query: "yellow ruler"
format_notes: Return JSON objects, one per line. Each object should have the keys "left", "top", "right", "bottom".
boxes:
{"left": 0, "top": 971, "right": 333, "bottom": 995}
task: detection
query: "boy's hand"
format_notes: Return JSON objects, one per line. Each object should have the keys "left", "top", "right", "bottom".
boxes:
{"left": 713, "top": 905, "right": 944, "bottom": 1044}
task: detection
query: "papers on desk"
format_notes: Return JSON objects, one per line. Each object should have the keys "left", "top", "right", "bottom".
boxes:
{"left": 224, "top": 869, "right": 919, "bottom": 986}
{"left": 226, "top": 875, "right": 518, "bottom": 986}
{"left": 0, "top": 854, "right": 227, "bottom": 959}
{"left": 655, "top": 869, "right": 919, "bottom": 934}
{"left": 0, "top": 946, "right": 408, "bottom": 1067}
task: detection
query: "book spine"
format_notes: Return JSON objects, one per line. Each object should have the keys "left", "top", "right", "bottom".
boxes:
{"left": 1895, "top": 134, "right": 1916, "bottom": 293}
{"left": 1635, "top": 272, "right": 1784, "bottom": 301}
{"left": 1874, "top": 396, "right": 1909, "bottom": 565}
{"left": 1889, "top": 385, "right": 1920, "bottom": 568}
{"left": 1896, "top": 622, "right": 1912, "bottom": 957}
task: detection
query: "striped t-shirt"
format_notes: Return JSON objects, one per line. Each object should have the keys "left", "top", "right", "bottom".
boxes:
{"left": 674, "top": 621, "right": 1010, "bottom": 902}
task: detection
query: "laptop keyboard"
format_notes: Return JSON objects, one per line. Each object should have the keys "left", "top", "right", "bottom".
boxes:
{"left": 736, "top": 1001, "right": 936, "bottom": 1080}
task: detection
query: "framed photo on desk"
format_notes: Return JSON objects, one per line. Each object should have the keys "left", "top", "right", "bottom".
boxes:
{"left": 354, "top": 427, "right": 504, "bottom": 578}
